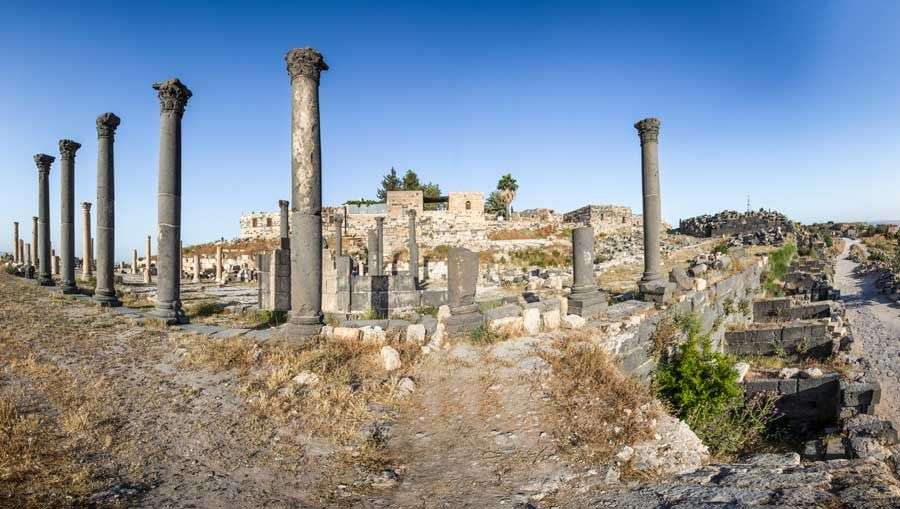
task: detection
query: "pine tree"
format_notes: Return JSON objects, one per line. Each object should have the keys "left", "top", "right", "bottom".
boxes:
{"left": 376, "top": 167, "right": 401, "bottom": 201}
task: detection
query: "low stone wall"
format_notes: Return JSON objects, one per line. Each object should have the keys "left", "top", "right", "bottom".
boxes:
{"left": 723, "top": 321, "right": 831, "bottom": 356}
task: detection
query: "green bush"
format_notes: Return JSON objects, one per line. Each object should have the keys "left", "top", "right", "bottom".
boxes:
{"left": 258, "top": 309, "right": 288, "bottom": 326}
{"left": 3, "top": 265, "right": 16, "bottom": 275}
{"left": 712, "top": 242, "right": 730, "bottom": 255}
{"left": 655, "top": 314, "right": 776, "bottom": 457}
{"left": 468, "top": 325, "right": 500, "bottom": 345}
{"left": 762, "top": 242, "right": 796, "bottom": 296}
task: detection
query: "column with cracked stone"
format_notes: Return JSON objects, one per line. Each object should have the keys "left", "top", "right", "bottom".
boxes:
{"left": 635, "top": 117, "right": 674, "bottom": 303}
{"left": 284, "top": 47, "right": 328, "bottom": 338}
{"left": 12, "top": 222, "right": 19, "bottom": 264}
{"left": 568, "top": 226, "right": 607, "bottom": 319}
{"left": 131, "top": 249, "right": 138, "bottom": 274}
{"left": 81, "top": 203, "right": 93, "bottom": 280}
{"left": 34, "top": 154, "right": 55, "bottom": 286}
{"left": 374, "top": 216, "right": 385, "bottom": 276}
{"left": 58, "top": 140, "right": 81, "bottom": 292}
{"left": 144, "top": 235, "right": 152, "bottom": 283}
{"left": 278, "top": 199, "right": 290, "bottom": 249}
{"left": 407, "top": 209, "right": 418, "bottom": 286}
{"left": 150, "top": 79, "right": 192, "bottom": 324}
{"left": 93, "top": 114, "right": 121, "bottom": 306}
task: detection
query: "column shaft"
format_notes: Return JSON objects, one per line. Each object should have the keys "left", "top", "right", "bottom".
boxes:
{"left": 636, "top": 118, "right": 663, "bottom": 283}
{"left": 93, "top": 114, "right": 121, "bottom": 306}
{"left": 572, "top": 226, "right": 597, "bottom": 293}
{"left": 407, "top": 211, "right": 418, "bottom": 284}
{"left": 375, "top": 217, "right": 384, "bottom": 276}
{"left": 35, "top": 155, "right": 54, "bottom": 285}
{"left": 31, "top": 217, "right": 38, "bottom": 268}
{"left": 59, "top": 141, "right": 80, "bottom": 292}
{"left": 12, "top": 222, "right": 18, "bottom": 264}
{"left": 334, "top": 217, "right": 343, "bottom": 257}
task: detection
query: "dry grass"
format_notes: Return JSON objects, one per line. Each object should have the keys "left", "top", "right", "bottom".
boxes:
{"left": 487, "top": 225, "right": 558, "bottom": 241}
{"left": 538, "top": 339, "right": 660, "bottom": 463}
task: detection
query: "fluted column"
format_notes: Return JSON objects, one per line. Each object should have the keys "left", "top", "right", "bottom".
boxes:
{"left": 278, "top": 199, "right": 290, "bottom": 249}
{"left": 284, "top": 47, "right": 328, "bottom": 338}
{"left": 93, "top": 114, "right": 121, "bottom": 306}
{"left": 636, "top": 118, "right": 663, "bottom": 284}
{"left": 151, "top": 79, "right": 192, "bottom": 324}
{"left": 34, "top": 154, "right": 54, "bottom": 286}
{"left": 12, "top": 222, "right": 19, "bottom": 264}
{"left": 334, "top": 216, "right": 343, "bottom": 257}
{"left": 31, "top": 216, "right": 38, "bottom": 268}
{"left": 407, "top": 209, "right": 418, "bottom": 285}
{"left": 81, "top": 203, "right": 93, "bottom": 280}
{"left": 144, "top": 235, "right": 152, "bottom": 283}
{"left": 59, "top": 140, "right": 81, "bottom": 292}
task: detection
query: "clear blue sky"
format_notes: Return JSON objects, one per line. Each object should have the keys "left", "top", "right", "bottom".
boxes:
{"left": 3, "top": 1, "right": 900, "bottom": 262}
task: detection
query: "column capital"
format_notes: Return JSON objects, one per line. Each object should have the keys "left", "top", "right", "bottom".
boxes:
{"left": 152, "top": 78, "right": 192, "bottom": 115}
{"left": 32, "top": 216, "right": 38, "bottom": 221}
{"left": 375, "top": 216, "right": 385, "bottom": 225}
{"left": 285, "top": 47, "right": 328, "bottom": 83}
{"left": 58, "top": 139, "right": 82, "bottom": 159}
{"left": 406, "top": 208, "right": 417, "bottom": 219}
{"left": 33, "top": 153, "right": 54, "bottom": 172}
{"left": 81, "top": 202, "right": 92, "bottom": 211}
{"left": 634, "top": 117, "right": 661, "bottom": 144}
{"left": 278, "top": 199, "right": 289, "bottom": 209}
{"left": 96, "top": 113, "right": 121, "bottom": 138}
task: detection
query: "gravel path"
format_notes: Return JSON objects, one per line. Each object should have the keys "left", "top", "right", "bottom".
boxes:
{"left": 834, "top": 238, "right": 900, "bottom": 426}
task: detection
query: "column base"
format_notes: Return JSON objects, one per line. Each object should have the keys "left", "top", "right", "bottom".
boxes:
{"left": 444, "top": 311, "right": 484, "bottom": 336}
{"left": 37, "top": 276, "right": 55, "bottom": 286}
{"left": 93, "top": 291, "right": 121, "bottom": 307}
{"left": 148, "top": 305, "right": 188, "bottom": 325}
{"left": 568, "top": 291, "right": 608, "bottom": 320}
{"left": 281, "top": 316, "right": 323, "bottom": 340}
{"left": 60, "top": 283, "right": 79, "bottom": 294}
{"left": 639, "top": 279, "right": 676, "bottom": 306}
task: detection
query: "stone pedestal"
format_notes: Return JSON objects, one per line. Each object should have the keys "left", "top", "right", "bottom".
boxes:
{"left": 144, "top": 235, "right": 152, "bottom": 283}
{"left": 444, "top": 247, "right": 483, "bottom": 335}
{"left": 92, "top": 114, "right": 121, "bottom": 307}
{"left": 568, "top": 226, "right": 607, "bottom": 319}
{"left": 150, "top": 79, "right": 191, "bottom": 324}
{"left": 12, "top": 221, "right": 19, "bottom": 264}
{"left": 407, "top": 209, "right": 419, "bottom": 287}
{"left": 81, "top": 203, "right": 93, "bottom": 280}
{"left": 283, "top": 47, "right": 327, "bottom": 339}
{"left": 59, "top": 140, "right": 80, "bottom": 292}
{"left": 34, "top": 154, "right": 55, "bottom": 286}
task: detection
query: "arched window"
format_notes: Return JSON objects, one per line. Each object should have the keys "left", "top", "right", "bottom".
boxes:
{"left": 465, "top": 201, "right": 472, "bottom": 210}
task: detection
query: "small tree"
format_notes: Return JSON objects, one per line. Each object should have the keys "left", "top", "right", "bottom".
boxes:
{"left": 496, "top": 173, "right": 519, "bottom": 219}
{"left": 402, "top": 169, "right": 421, "bottom": 191}
{"left": 422, "top": 182, "right": 442, "bottom": 211}
{"left": 376, "top": 167, "right": 401, "bottom": 201}
{"left": 485, "top": 191, "right": 506, "bottom": 218}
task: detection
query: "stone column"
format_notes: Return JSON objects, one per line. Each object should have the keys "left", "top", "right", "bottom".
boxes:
{"left": 568, "top": 226, "right": 607, "bottom": 319}
{"left": 92, "top": 114, "right": 122, "bottom": 306}
{"left": 34, "top": 154, "right": 54, "bottom": 286}
{"left": 444, "top": 247, "right": 482, "bottom": 334}
{"left": 58, "top": 140, "right": 81, "bottom": 292}
{"left": 81, "top": 203, "right": 92, "bottom": 280}
{"left": 636, "top": 118, "right": 663, "bottom": 284}
{"left": 25, "top": 243, "right": 31, "bottom": 267}
{"left": 284, "top": 47, "right": 328, "bottom": 338}
{"left": 52, "top": 254, "right": 60, "bottom": 275}
{"left": 407, "top": 209, "right": 418, "bottom": 285}
{"left": 144, "top": 235, "right": 152, "bottom": 283}
{"left": 12, "top": 222, "right": 19, "bottom": 264}
{"left": 375, "top": 216, "right": 385, "bottom": 276}
{"left": 278, "top": 199, "right": 290, "bottom": 249}
{"left": 151, "top": 79, "right": 191, "bottom": 324}
{"left": 192, "top": 253, "right": 201, "bottom": 283}
{"left": 215, "top": 245, "right": 223, "bottom": 282}
{"left": 367, "top": 230, "right": 378, "bottom": 275}
{"left": 31, "top": 216, "right": 38, "bottom": 268}
{"left": 132, "top": 249, "right": 138, "bottom": 274}
{"left": 334, "top": 216, "right": 343, "bottom": 257}
{"left": 19, "top": 240, "right": 24, "bottom": 266}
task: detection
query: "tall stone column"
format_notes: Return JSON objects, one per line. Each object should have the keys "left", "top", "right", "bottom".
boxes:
{"left": 568, "top": 226, "right": 607, "bottom": 319}
{"left": 34, "top": 154, "right": 54, "bottom": 286}
{"left": 366, "top": 230, "right": 378, "bottom": 275}
{"left": 132, "top": 249, "right": 138, "bottom": 274}
{"left": 144, "top": 235, "right": 152, "bottom": 283}
{"left": 192, "top": 253, "right": 201, "bottom": 283}
{"left": 58, "top": 140, "right": 81, "bottom": 292}
{"left": 52, "top": 253, "right": 60, "bottom": 275}
{"left": 81, "top": 203, "right": 92, "bottom": 280}
{"left": 636, "top": 118, "right": 663, "bottom": 284}
{"left": 375, "top": 216, "right": 384, "bottom": 276}
{"left": 18, "top": 240, "right": 24, "bottom": 265}
{"left": 93, "top": 114, "right": 121, "bottom": 306}
{"left": 334, "top": 216, "right": 343, "bottom": 257}
{"left": 284, "top": 47, "right": 328, "bottom": 338}
{"left": 407, "top": 209, "right": 418, "bottom": 285}
{"left": 151, "top": 79, "right": 192, "bottom": 324}
{"left": 25, "top": 243, "right": 31, "bottom": 266}
{"left": 278, "top": 199, "right": 290, "bottom": 249}
{"left": 215, "top": 245, "right": 223, "bottom": 282}
{"left": 12, "top": 222, "right": 19, "bottom": 264}
{"left": 31, "top": 216, "right": 38, "bottom": 268}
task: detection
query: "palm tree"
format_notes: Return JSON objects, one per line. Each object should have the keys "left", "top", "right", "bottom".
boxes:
{"left": 496, "top": 174, "right": 519, "bottom": 219}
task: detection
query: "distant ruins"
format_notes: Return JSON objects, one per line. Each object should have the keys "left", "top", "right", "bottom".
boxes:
{"left": 679, "top": 209, "right": 795, "bottom": 240}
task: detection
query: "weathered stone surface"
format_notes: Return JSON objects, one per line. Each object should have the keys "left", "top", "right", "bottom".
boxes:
{"left": 629, "top": 414, "right": 709, "bottom": 476}
{"left": 380, "top": 345, "right": 401, "bottom": 371}
{"left": 669, "top": 266, "right": 693, "bottom": 291}
{"left": 522, "top": 307, "right": 541, "bottom": 335}
{"left": 562, "top": 314, "right": 586, "bottom": 329}
{"left": 360, "top": 326, "right": 386, "bottom": 345}
{"left": 332, "top": 326, "right": 361, "bottom": 341}
{"left": 542, "top": 308, "right": 561, "bottom": 331}
{"left": 406, "top": 323, "right": 426, "bottom": 344}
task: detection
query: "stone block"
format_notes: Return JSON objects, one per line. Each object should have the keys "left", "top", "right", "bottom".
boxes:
{"left": 444, "top": 312, "right": 484, "bottom": 336}
{"left": 568, "top": 291, "right": 608, "bottom": 320}
{"left": 406, "top": 324, "right": 426, "bottom": 344}
{"left": 542, "top": 309, "right": 561, "bottom": 331}
{"left": 332, "top": 326, "right": 361, "bottom": 341}
{"left": 640, "top": 279, "right": 675, "bottom": 305}
{"left": 523, "top": 307, "right": 541, "bottom": 335}
{"left": 381, "top": 346, "right": 401, "bottom": 371}
{"left": 360, "top": 326, "right": 386, "bottom": 345}
{"left": 488, "top": 316, "right": 523, "bottom": 336}
{"left": 669, "top": 267, "right": 693, "bottom": 291}
{"left": 562, "top": 314, "right": 586, "bottom": 330}
{"left": 483, "top": 304, "right": 522, "bottom": 322}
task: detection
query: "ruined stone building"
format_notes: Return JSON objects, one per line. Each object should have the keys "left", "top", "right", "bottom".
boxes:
{"left": 562, "top": 205, "right": 643, "bottom": 233}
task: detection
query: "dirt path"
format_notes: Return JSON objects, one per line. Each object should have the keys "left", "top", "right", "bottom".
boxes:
{"left": 834, "top": 238, "right": 900, "bottom": 427}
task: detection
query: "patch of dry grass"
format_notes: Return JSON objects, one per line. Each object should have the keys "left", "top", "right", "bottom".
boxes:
{"left": 488, "top": 225, "right": 558, "bottom": 241}
{"left": 538, "top": 339, "right": 660, "bottom": 463}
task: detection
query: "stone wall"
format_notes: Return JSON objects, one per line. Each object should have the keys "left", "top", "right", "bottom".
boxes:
{"left": 448, "top": 192, "right": 484, "bottom": 217}
{"left": 678, "top": 209, "right": 795, "bottom": 238}
{"left": 239, "top": 212, "right": 282, "bottom": 239}
{"left": 562, "top": 204, "right": 642, "bottom": 233}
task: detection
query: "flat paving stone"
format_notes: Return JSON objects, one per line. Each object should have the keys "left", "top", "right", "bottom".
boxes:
{"left": 175, "top": 323, "right": 225, "bottom": 336}
{"left": 210, "top": 328, "right": 251, "bottom": 339}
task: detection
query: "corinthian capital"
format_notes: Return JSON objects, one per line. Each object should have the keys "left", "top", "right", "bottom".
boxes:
{"left": 285, "top": 47, "right": 328, "bottom": 83}
{"left": 58, "top": 139, "right": 82, "bottom": 159}
{"left": 634, "top": 118, "right": 661, "bottom": 144}
{"left": 152, "top": 78, "right": 192, "bottom": 115}
{"left": 81, "top": 202, "right": 92, "bottom": 211}
{"left": 96, "top": 113, "right": 121, "bottom": 138}
{"left": 33, "top": 153, "right": 55, "bottom": 172}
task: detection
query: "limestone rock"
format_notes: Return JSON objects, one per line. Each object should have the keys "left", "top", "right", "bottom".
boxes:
{"left": 406, "top": 323, "right": 426, "bottom": 345}
{"left": 523, "top": 307, "right": 541, "bottom": 335}
{"left": 689, "top": 263, "right": 708, "bottom": 277}
{"left": 320, "top": 325, "right": 334, "bottom": 339}
{"left": 332, "top": 326, "right": 361, "bottom": 342}
{"left": 380, "top": 346, "right": 401, "bottom": 371}
{"left": 396, "top": 377, "right": 416, "bottom": 398}
{"left": 562, "top": 314, "right": 586, "bottom": 330}
{"left": 630, "top": 414, "right": 709, "bottom": 476}
{"left": 488, "top": 316, "right": 523, "bottom": 336}
{"left": 734, "top": 361, "right": 750, "bottom": 383}
{"left": 694, "top": 277, "right": 708, "bottom": 291}
{"left": 542, "top": 309, "right": 561, "bottom": 331}
{"left": 669, "top": 267, "right": 694, "bottom": 291}
{"left": 429, "top": 323, "right": 446, "bottom": 348}
{"left": 779, "top": 367, "right": 800, "bottom": 379}
{"left": 361, "top": 326, "right": 387, "bottom": 345}
{"left": 800, "top": 367, "right": 824, "bottom": 379}
{"left": 436, "top": 304, "right": 451, "bottom": 323}
{"left": 292, "top": 371, "right": 320, "bottom": 387}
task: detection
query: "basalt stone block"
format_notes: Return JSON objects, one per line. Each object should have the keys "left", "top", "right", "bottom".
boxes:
{"left": 606, "top": 300, "right": 653, "bottom": 321}
{"left": 484, "top": 304, "right": 522, "bottom": 322}
{"left": 568, "top": 292, "right": 608, "bottom": 320}
{"left": 639, "top": 279, "right": 676, "bottom": 305}
{"left": 444, "top": 311, "right": 484, "bottom": 336}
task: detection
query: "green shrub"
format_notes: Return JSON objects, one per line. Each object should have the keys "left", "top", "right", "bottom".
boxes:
{"left": 468, "top": 325, "right": 500, "bottom": 345}
{"left": 655, "top": 314, "right": 776, "bottom": 457}
{"left": 762, "top": 242, "right": 796, "bottom": 296}
{"left": 3, "top": 265, "right": 16, "bottom": 275}
{"left": 713, "top": 242, "right": 730, "bottom": 255}
{"left": 258, "top": 309, "right": 288, "bottom": 326}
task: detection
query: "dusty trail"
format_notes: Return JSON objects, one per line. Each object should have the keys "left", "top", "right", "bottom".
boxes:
{"left": 834, "top": 238, "right": 900, "bottom": 426}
